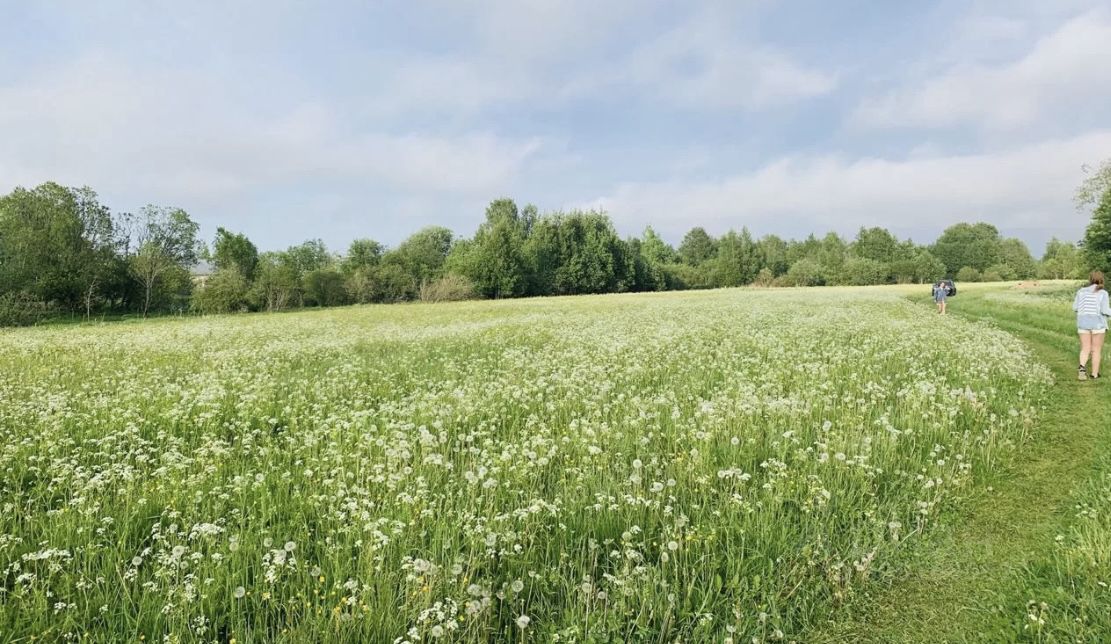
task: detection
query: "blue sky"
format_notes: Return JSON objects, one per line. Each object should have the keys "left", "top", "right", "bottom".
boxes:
{"left": 2, "top": 1, "right": 1109, "bottom": 254}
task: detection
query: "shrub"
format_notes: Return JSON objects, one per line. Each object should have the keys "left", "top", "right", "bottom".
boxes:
{"left": 956, "top": 266, "right": 982, "bottom": 282}
{"left": 0, "top": 291, "right": 53, "bottom": 327}
{"left": 786, "top": 258, "right": 824, "bottom": 286}
{"left": 984, "top": 263, "right": 1015, "bottom": 281}
{"left": 839, "top": 257, "right": 888, "bottom": 286}
{"left": 193, "top": 268, "right": 249, "bottom": 314}
{"left": 419, "top": 274, "right": 476, "bottom": 303}
{"left": 753, "top": 268, "right": 775, "bottom": 287}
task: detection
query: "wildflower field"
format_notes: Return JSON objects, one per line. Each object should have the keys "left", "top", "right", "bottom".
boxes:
{"left": 0, "top": 288, "right": 1052, "bottom": 642}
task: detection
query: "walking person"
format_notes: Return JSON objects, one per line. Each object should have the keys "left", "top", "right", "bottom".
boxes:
{"left": 1073, "top": 270, "right": 1111, "bottom": 380}
{"left": 933, "top": 280, "right": 948, "bottom": 315}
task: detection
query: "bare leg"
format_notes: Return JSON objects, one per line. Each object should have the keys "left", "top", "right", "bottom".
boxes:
{"left": 1093, "top": 333, "right": 1105, "bottom": 377}
{"left": 941, "top": 301, "right": 947, "bottom": 315}
{"left": 1080, "top": 332, "right": 1093, "bottom": 372}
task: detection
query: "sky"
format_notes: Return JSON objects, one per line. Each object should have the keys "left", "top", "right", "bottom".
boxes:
{"left": 2, "top": 1, "right": 1110, "bottom": 254}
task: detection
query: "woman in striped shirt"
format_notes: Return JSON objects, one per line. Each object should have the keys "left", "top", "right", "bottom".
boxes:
{"left": 1073, "top": 270, "right": 1111, "bottom": 380}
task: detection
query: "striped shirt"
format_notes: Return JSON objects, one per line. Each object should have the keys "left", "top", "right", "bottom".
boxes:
{"left": 1074, "top": 286, "right": 1111, "bottom": 314}
{"left": 1074, "top": 286, "right": 1111, "bottom": 330}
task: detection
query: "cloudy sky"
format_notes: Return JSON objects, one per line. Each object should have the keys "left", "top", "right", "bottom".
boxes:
{"left": 2, "top": 1, "right": 1109, "bottom": 253}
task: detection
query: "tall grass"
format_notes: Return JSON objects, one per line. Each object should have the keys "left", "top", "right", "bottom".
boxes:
{"left": 0, "top": 288, "right": 1049, "bottom": 642}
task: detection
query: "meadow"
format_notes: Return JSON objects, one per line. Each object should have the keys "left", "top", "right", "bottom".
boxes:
{"left": 0, "top": 287, "right": 1053, "bottom": 642}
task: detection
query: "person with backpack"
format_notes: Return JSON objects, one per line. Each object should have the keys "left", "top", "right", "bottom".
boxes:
{"left": 1073, "top": 270, "right": 1111, "bottom": 380}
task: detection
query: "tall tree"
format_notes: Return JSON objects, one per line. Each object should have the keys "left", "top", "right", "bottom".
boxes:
{"left": 678, "top": 227, "right": 717, "bottom": 265}
{"left": 385, "top": 226, "right": 453, "bottom": 285}
{"left": 640, "top": 227, "right": 677, "bottom": 265}
{"left": 126, "top": 205, "right": 200, "bottom": 316}
{"left": 211, "top": 227, "right": 259, "bottom": 280}
{"left": 758, "top": 235, "right": 790, "bottom": 276}
{"left": 250, "top": 252, "right": 300, "bottom": 311}
{"left": 708, "top": 228, "right": 760, "bottom": 287}
{"left": 1083, "top": 191, "right": 1111, "bottom": 273}
{"left": 1076, "top": 158, "right": 1111, "bottom": 210}
{"left": 341, "top": 239, "right": 383, "bottom": 275}
{"left": 997, "top": 238, "right": 1037, "bottom": 279}
{"left": 455, "top": 199, "right": 528, "bottom": 298}
{"left": 1040, "top": 238, "right": 1084, "bottom": 280}
{"left": 851, "top": 227, "right": 899, "bottom": 264}
{"left": 0, "top": 183, "right": 121, "bottom": 312}
{"left": 931, "top": 222, "right": 1002, "bottom": 275}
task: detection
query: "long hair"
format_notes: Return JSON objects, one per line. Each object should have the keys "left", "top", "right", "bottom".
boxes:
{"left": 1090, "top": 270, "right": 1105, "bottom": 291}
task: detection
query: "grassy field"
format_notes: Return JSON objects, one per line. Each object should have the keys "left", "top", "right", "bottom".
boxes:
{"left": 0, "top": 286, "right": 1065, "bottom": 642}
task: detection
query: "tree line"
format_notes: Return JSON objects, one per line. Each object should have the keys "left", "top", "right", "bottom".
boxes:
{"left": 0, "top": 179, "right": 1104, "bottom": 326}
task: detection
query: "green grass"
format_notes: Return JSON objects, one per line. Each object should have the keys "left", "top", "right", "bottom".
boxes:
{"left": 809, "top": 283, "right": 1111, "bottom": 642}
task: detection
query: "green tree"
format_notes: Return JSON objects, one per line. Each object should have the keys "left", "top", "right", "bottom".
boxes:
{"left": 678, "top": 227, "right": 717, "bottom": 265}
{"left": 384, "top": 226, "right": 453, "bottom": 286}
{"left": 814, "top": 233, "right": 849, "bottom": 284}
{"left": 125, "top": 205, "right": 200, "bottom": 316}
{"left": 1083, "top": 191, "right": 1111, "bottom": 273}
{"left": 997, "top": 238, "right": 1036, "bottom": 279}
{"left": 932, "top": 223, "right": 1001, "bottom": 275}
{"left": 211, "top": 228, "right": 259, "bottom": 280}
{"left": 707, "top": 228, "right": 760, "bottom": 287}
{"left": 1040, "top": 238, "right": 1084, "bottom": 280}
{"left": 251, "top": 252, "right": 301, "bottom": 311}
{"left": 374, "top": 263, "right": 418, "bottom": 301}
{"left": 839, "top": 257, "right": 887, "bottom": 285}
{"left": 193, "top": 268, "right": 249, "bottom": 313}
{"left": 787, "top": 258, "right": 824, "bottom": 286}
{"left": 341, "top": 239, "right": 383, "bottom": 275}
{"left": 640, "top": 227, "right": 677, "bottom": 265}
{"left": 303, "top": 268, "right": 348, "bottom": 307}
{"left": 523, "top": 212, "right": 629, "bottom": 295}
{"left": 1076, "top": 158, "right": 1111, "bottom": 210}
{"left": 851, "top": 227, "right": 900, "bottom": 264}
{"left": 0, "top": 183, "right": 121, "bottom": 314}
{"left": 758, "top": 235, "right": 790, "bottom": 276}
{"left": 455, "top": 199, "right": 528, "bottom": 298}
{"left": 956, "top": 266, "right": 983, "bottom": 282}
{"left": 892, "top": 250, "right": 946, "bottom": 284}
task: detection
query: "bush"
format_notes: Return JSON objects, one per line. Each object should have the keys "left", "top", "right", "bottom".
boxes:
{"left": 193, "top": 269, "right": 250, "bottom": 314}
{"left": 303, "top": 269, "right": 349, "bottom": 307}
{"left": 956, "top": 266, "right": 982, "bottom": 282}
{"left": 984, "top": 263, "right": 1015, "bottom": 281}
{"left": 753, "top": 268, "right": 775, "bottom": 287}
{"left": 786, "top": 258, "right": 824, "bottom": 286}
{"left": 419, "top": 274, "right": 476, "bottom": 303}
{"left": 660, "top": 263, "right": 711, "bottom": 290}
{"left": 839, "top": 257, "right": 888, "bottom": 286}
{"left": 0, "top": 291, "right": 53, "bottom": 327}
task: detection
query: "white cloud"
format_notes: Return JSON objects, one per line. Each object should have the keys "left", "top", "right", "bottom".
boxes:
{"left": 0, "top": 55, "right": 542, "bottom": 205}
{"left": 854, "top": 9, "right": 1111, "bottom": 130}
{"left": 360, "top": 2, "right": 835, "bottom": 116}
{"left": 622, "top": 13, "right": 837, "bottom": 110}
{"left": 588, "top": 131, "right": 1111, "bottom": 243}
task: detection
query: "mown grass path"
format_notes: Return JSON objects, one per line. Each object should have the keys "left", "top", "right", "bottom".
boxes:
{"left": 810, "top": 288, "right": 1111, "bottom": 642}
